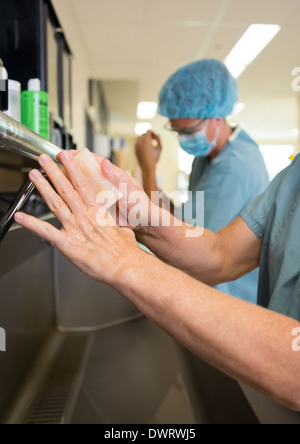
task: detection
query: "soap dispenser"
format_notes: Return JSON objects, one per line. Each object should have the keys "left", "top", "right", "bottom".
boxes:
{"left": 21, "top": 78, "right": 49, "bottom": 139}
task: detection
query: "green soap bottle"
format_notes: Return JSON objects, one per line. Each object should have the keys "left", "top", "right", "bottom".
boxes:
{"left": 21, "top": 78, "right": 49, "bottom": 140}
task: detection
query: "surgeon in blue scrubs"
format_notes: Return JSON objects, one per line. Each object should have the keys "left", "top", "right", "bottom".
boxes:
{"left": 135, "top": 59, "right": 269, "bottom": 304}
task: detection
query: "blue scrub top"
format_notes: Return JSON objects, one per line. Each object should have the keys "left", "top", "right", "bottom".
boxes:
{"left": 241, "top": 154, "right": 300, "bottom": 321}
{"left": 178, "top": 127, "right": 270, "bottom": 303}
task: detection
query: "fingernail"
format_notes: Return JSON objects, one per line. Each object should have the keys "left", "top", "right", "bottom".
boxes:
{"left": 30, "top": 169, "right": 41, "bottom": 180}
{"left": 61, "top": 151, "right": 70, "bottom": 160}
{"left": 104, "top": 160, "right": 112, "bottom": 173}
{"left": 40, "top": 154, "right": 51, "bottom": 165}
{"left": 14, "top": 212, "right": 24, "bottom": 222}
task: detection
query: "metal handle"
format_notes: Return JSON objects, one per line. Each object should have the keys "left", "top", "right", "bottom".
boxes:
{"left": 0, "top": 173, "right": 43, "bottom": 243}
{"left": 0, "top": 111, "right": 62, "bottom": 162}
{"left": 0, "top": 112, "right": 63, "bottom": 243}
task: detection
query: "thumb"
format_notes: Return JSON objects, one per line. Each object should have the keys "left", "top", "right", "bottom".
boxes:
{"left": 102, "top": 159, "right": 144, "bottom": 195}
{"left": 101, "top": 159, "right": 129, "bottom": 186}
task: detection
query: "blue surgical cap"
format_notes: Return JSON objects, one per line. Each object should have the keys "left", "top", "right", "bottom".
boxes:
{"left": 158, "top": 59, "right": 239, "bottom": 120}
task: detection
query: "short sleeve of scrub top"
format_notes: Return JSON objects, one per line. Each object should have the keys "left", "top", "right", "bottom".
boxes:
{"left": 241, "top": 155, "right": 300, "bottom": 321}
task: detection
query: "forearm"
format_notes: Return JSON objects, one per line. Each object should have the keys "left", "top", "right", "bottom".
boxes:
{"left": 141, "top": 167, "right": 159, "bottom": 198}
{"left": 116, "top": 252, "right": 300, "bottom": 411}
{"left": 102, "top": 159, "right": 261, "bottom": 285}
{"left": 136, "top": 207, "right": 224, "bottom": 285}
{"left": 136, "top": 215, "right": 261, "bottom": 286}
{"left": 141, "top": 167, "right": 175, "bottom": 213}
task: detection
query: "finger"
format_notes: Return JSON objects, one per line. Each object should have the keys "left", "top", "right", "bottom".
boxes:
{"left": 152, "top": 133, "right": 162, "bottom": 148}
{"left": 14, "top": 212, "right": 66, "bottom": 250}
{"left": 54, "top": 151, "right": 98, "bottom": 206}
{"left": 150, "top": 131, "right": 159, "bottom": 139}
{"left": 57, "top": 150, "right": 78, "bottom": 162}
{"left": 28, "top": 168, "right": 75, "bottom": 225}
{"left": 145, "top": 131, "right": 154, "bottom": 141}
{"left": 92, "top": 153, "right": 105, "bottom": 166}
{"left": 150, "top": 131, "right": 161, "bottom": 143}
{"left": 38, "top": 154, "right": 89, "bottom": 213}
{"left": 102, "top": 159, "right": 143, "bottom": 195}
{"left": 57, "top": 150, "right": 105, "bottom": 171}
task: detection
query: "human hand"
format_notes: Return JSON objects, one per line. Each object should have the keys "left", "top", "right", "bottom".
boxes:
{"left": 59, "top": 150, "right": 155, "bottom": 232}
{"left": 99, "top": 154, "right": 160, "bottom": 233}
{"left": 135, "top": 131, "right": 162, "bottom": 171}
{"left": 14, "top": 152, "right": 143, "bottom": 287}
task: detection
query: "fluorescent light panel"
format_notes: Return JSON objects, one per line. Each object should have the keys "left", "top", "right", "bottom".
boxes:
{"left": 229, "top": 102, "right": 245, "bottom": 118}
{"left": 137, "top": 102, "right": 158, "bottom": 119}
{"left": 234, "top": 102, "right": 245, "bottom": 115}
{"left": 135, "top": 122, "right": 152, "bottom": 136}
{"left": 225, "top": 24, "right": 281, "bottom": 79}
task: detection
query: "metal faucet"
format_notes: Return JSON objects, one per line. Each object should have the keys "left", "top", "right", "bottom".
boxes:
{"left": 0, "top": 112, "right": 63, "bottom": 242}
{"left": 0, "top": 111, "right": 62, "bottom": 162}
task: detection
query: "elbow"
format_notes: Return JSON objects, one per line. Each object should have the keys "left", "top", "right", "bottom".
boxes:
{"left": 282, "top": 400, "right": 300, "bottom": 413}
{"left": 275, "top": 388, "right": 300, "bottom": 412}
{"left": 286, "top": 382, "right": 300, "bottom": 412}
{"left": 285, "top": 397, "right": 300, "bottom": 413}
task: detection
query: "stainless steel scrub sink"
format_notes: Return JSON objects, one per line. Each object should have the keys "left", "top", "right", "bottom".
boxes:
{"left": 0, "top": 221, "right": 299, "bottom": 424}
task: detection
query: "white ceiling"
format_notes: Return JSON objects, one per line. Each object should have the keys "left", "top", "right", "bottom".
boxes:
{"left": 69, "top": 0, "right": 300, "bottom": 142}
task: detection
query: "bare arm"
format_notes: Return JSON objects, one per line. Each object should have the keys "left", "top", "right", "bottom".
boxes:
{"left": 140, "top": 166, "right": 175, "bottom": 214}
{"left": 136, "top": 213, "right": 262, "bottom": 286}
{"left": 102, "top": 160, "right": 262, "bottom": 285}
{"left": 135, "top": 131, "right": 175, "bottom": 213}
{"left": 14, "top": 154, "right": 300, "bottom": 411}
{"left": 119, "top": 253, "right": 300, "bottom": 411}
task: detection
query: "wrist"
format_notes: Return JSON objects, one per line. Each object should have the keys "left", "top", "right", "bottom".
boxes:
{"left": 110, "top": 245, "right": 149, "bottom": 292}
{"left": 141, "top": 164, "right": 156, "bottom": 176}
{"left": 134, "top": 202, "right": 161, "bottom": 238}
{"left": 114, "top": 248, "right": 161, "bottom": 305}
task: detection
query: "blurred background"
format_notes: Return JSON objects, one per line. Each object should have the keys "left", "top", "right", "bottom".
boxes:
{"left": 50, "top": 0, "right": 300, "bottom": 198}
{"left": 1, "top": 1, "right": 300, "bottom": 424}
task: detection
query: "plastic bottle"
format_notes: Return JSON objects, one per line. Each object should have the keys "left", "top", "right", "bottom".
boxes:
{"left": 4, "top": 80, "right": 21, "bottom": 122}
{"left": 0, "top": 59, "right": 9, "bottom": 112}
{"left": 21, "top": 78, "right": 49, "bottom": 139}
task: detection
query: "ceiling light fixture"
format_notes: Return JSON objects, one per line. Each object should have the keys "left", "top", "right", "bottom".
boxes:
{"left": 228, "top": 102, "right": 246, "bottom": 118}
{"left": 135, "top": 122, "right": 152, "bottom": 136}
{"left": 137, "top": 102, "right": 158, "bottom": 120}
{"left": 225, "top": 24, "right": 281, "bottom": 79}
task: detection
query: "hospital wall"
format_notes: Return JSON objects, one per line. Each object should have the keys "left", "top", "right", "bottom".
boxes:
{"left": 51, "top": 0, "right": 300, "bottom": 189}
{"left": 51, "top": 0, "right": 94, "bottom": 149}
{"left": 125, "top": 135, "right": 179, "bottom": 194}
{"left": 51, "top": 0, "right": 179, "bottom": 195}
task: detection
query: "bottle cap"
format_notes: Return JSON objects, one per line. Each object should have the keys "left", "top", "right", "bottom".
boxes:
{"left": 28, "top": 78, "right": 41, "bottom": 92}
{"left": 0, "top": 59, "right": 8, "bottom": 80}
{"left": 8, "top": 80, "right": 21, "bottom": 93}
